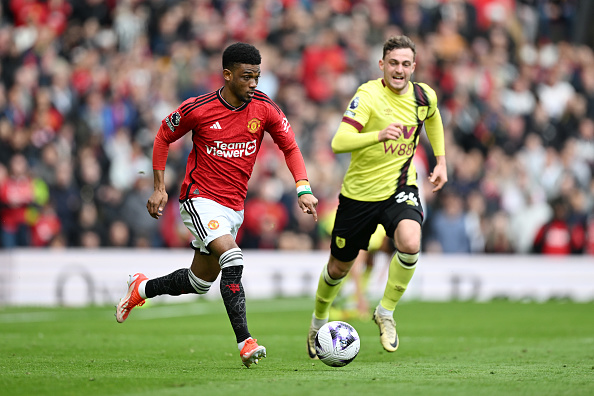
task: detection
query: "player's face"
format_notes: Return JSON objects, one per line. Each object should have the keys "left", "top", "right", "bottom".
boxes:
{"left": 224, "top": 64, "right": 260, "bottom": 106}
{"left": 379, "top": 48, "right": 416, "bottom": 95}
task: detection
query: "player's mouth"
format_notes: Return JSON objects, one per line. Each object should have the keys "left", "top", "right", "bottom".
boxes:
{"left": 393, "top": 76, "right": 405, "bottom": 82}
{"left": 247, "top": 91, "right": 255, "bottom": 98}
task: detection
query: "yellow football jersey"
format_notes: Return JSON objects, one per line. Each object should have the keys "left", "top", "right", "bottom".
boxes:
{"left": 332, "top": 79, "right": 444, "bottom": 201}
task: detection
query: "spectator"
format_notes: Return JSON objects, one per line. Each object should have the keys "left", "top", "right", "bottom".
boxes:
{"left": 484, "top": 210, "right": 514, "bottom": 253}
{"left": 49, "top": 160, "right": 80, "bottom": 245}
{"left": 75, "top": 201, "right": 104, "bottom": 247}
{"left": 532, "top": 197, "right": 583, "bottom": 254}
{"left": 243, "top": 177, "right": 289, "bottom": 249}
{"left": 31, "top": 201, "right": 61, "bottom": 247}
{"left": 300, "top": 28, "right": 346, "bottom": 103}
{"left": 108, "top": 220, "right": 131, "bottom": 247}
{"left": 500, "top": 76, "right": 536, "bottom": 117}
{"left": 429, "top": 189, "right": 471, "bottom": 253}
{"left": 537, "top": 63, "right": 576, "bottom": 122}
{"left": 119, "top": 176, "right": 160, "bottom": 247}
{"left": 0, "top": 154, "right": 36, "bottom": 247}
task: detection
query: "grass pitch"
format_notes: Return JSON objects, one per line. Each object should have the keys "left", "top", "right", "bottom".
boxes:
{"left": 1, "top": 298, "right": 593, "bottom": 396}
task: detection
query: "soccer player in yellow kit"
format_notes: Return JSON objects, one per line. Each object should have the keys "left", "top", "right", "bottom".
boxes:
{"left": 307, "top": 35, "right": 447, "bottom": 357}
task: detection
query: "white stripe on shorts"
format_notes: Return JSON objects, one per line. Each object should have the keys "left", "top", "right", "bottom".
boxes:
{"left": 180, "top": 197, "right": 244, "bottom": 254}
{"left": 184, "top": 200, "right": 207, "bottom": 240}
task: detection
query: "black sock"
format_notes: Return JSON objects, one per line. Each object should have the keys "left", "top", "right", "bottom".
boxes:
{"left": 220, "top": 265, "right": 250, "bottom": 343}
{"left": 145, "top": 268, "right": 197, "bottom": 298}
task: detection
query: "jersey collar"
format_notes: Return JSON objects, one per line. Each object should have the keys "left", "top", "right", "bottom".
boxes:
{"left": 381, "top": 79, "right": 413, "bottom": 97}
{"left": 217, "top": 87, "right": 249, "bottom": 111}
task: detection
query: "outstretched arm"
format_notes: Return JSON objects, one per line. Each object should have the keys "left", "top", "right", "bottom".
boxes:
{"left": 331, "top": 122, "right": 406, "bottom": 154}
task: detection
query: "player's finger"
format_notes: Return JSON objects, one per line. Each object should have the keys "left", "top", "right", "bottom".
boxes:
{"left": 390, "top": 125, "right": 402, "bottom": 139}
{"left": 147, "top": 201, "right": 159, "bottom": 219}
{"left": 428, "top": 172, "right": 438, "bottom": 183}
{"left": 156, "top": 198, "right": 167, "bottom": 218}
{"left": 147, "top": 201, "right": 155, "bottom": 215}
{"left": 428, "top": 173, "right": 437, "bottom": 191}
{"left": 429, "top": 176, "right": 445, "bottom": 193}
{"left": 308, "top": 204, "right": 318, "bottom": 221}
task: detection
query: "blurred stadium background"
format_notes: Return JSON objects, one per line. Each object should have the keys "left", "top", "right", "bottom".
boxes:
{"left": 0, "top": 1, "right": 593, "bottom": 306}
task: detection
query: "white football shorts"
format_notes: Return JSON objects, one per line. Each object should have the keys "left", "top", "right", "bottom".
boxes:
{"left": 179, "top": 197, "right": 244, "bottom": 254}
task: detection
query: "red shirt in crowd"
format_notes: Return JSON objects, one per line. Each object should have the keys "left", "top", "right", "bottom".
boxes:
{"left": 532, "top": 220, "right": 582, "bottom": 255}
{"left": 0, "top": 176, "right": 35, "bottom": 232}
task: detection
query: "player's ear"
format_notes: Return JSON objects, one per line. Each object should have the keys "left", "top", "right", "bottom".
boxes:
{"left": 379, "top": 59, "right": 384, "bottom": 72}
{"left": 223, "top": 68, "right": 233, "bottom": 82}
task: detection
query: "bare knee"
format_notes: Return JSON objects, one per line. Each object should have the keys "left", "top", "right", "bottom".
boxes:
{"left": 327, "top": 255, "right": 355, "bottom": 279}
{"left": 190, "top": 251, "right": 220, "bottom": 282}
{"left": 394, "top": 219, "right": 421, "bottom": 253}
{"left": 397, "top": 236, "right": 420, "bottom": 254}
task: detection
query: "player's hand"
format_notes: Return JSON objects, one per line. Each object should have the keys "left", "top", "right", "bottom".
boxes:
{"left": 147, "top": 190, "right": 168, "bottom": 219}
{"left": 298, "top": 193, "right": 319, "bottom": 221}
{"left": 378, "top": 122, "right": 404, "bottom": 142}
{"left": 428, "top": 161, "right": 448, "bottom": 193}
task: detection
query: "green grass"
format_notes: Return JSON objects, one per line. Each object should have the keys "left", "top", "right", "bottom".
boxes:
{"left": 1, "top": 299, "right": 593, "bottom": 396}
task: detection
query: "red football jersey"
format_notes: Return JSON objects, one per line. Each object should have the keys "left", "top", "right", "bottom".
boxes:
{"left": 153, "top": 88, "right": 308, "bottom": 211}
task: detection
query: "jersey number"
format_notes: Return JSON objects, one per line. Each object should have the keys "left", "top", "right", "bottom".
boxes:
{"left": 395, "top": 191, "right": 419, "bottom": 206}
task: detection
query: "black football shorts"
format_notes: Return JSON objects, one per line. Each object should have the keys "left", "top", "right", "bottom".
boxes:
{"left": 330, "top": 185, "right": 423, "bottom": 262}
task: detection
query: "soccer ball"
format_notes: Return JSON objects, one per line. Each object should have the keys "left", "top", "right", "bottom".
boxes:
{"left": 315, "top": 321, "right": 360, "bottom": 367}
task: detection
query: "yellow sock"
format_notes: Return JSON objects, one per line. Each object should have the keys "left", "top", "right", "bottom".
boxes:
{"left": 314, "top": 263, "right": 345, "bottom": 320}
{"left": 380, "top": 251, "right": 418, "bottom": 311}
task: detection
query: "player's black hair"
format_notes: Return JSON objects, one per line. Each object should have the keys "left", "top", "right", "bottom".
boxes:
{"left": 383, "top": 35, "right": 416, "bottom": 60}
{"left": 222, "top": 42, "right": 261, "bottom": 70}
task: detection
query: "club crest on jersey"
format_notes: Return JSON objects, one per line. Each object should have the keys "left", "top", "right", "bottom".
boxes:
{"left": 247, "top": 118, "right": 262, "bottom": 134}
{"left": 417, "top": 106, "right": 428, "bottom": 121}
{"left": 171, "top": 111, "right": 181, "bottom": 126}
{"left": 208, "top": 220, "right": 220, "bottom": 230}
{"left": 335, "top": 236, "right": 346, "bottom": 249}
{"left": 349, "top": 97, "right": 360, "bottom": 110}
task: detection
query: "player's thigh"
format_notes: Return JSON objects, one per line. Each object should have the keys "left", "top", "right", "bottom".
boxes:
{"left": 179, "top": 197, "right": 243, "bottom": 255}
{"left": 207, "top": 234, "right": 239, "bottom": 257}
{"left": 381, "top": 186, "right": 424, "bottom": 253}
{"left": 330, "top": 195, "right": 382, "bottom": 262}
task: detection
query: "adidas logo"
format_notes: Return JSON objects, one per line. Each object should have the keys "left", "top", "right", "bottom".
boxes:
{"left": 210, "top": 121, "right": 222, "bottom": 130}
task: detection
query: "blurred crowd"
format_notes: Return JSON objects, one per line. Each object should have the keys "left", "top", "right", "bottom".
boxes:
{"left": 0, "top": 0, "right": 593, "bottom": 254}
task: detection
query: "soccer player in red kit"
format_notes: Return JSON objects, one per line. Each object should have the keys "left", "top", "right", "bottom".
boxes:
{"left": 115, "top": 42, "right": 319, "bottom": 368}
